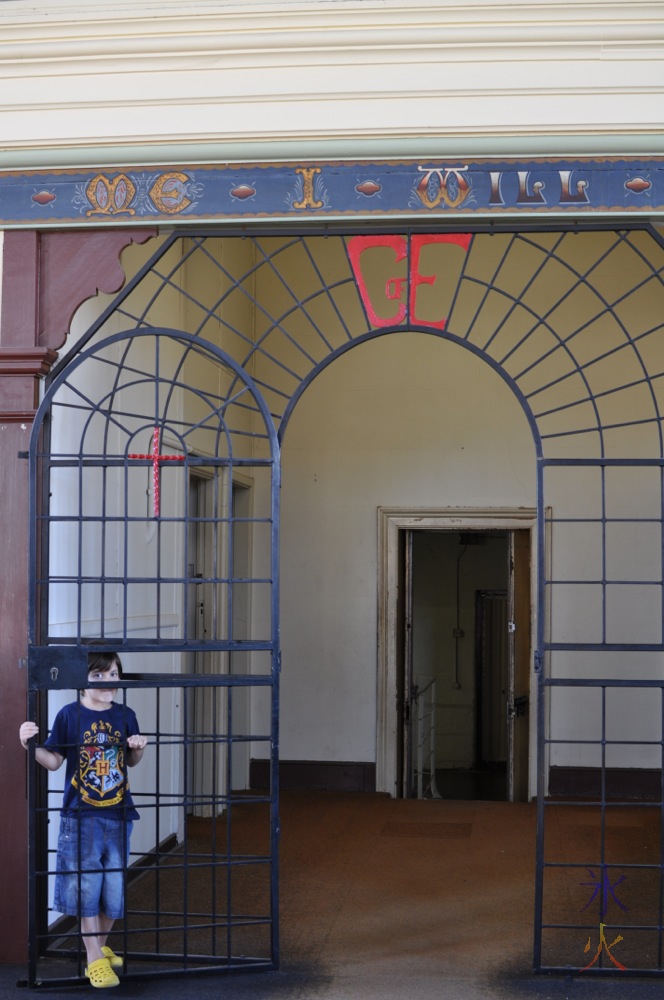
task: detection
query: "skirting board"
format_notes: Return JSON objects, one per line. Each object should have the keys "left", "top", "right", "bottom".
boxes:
{"left": 548, "top": 766, "right": 662, "bottom": 801}
{"left": 250, "top": 759, "right": 376, "bottom": 793}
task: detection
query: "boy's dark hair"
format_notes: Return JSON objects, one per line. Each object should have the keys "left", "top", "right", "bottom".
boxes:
{"left": 87, "top": 651, "right": 123, "bottom": 677}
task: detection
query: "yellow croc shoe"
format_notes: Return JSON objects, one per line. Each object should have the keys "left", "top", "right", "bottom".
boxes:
{"left": 101, "top": 946, "right": 123, "bottom": 970}
{"left": 85, "top": 957, "right": 120, "bottom": 989}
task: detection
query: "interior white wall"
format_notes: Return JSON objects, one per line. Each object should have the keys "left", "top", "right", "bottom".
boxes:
{"left": 45, "top": 259, "right": 198, "bottom": 894}
{"left": 278, "top": 331, "right": 537, "bottom": 764}
{"left": 46, "top": 423, "right": 185, "bottom": 911}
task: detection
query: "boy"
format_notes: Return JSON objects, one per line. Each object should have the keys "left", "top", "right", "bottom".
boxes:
{"left": 20, "top": 651, "right": 147, "bottom": 989}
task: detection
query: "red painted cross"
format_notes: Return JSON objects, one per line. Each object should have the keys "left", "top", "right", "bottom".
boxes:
{"left": 128, "top": 427, "right": 186, "bottom": 517}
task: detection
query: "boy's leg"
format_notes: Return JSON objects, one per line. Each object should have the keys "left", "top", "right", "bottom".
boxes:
{"left": 53, "top": 816, "right": 105, "bottom": 964}
{"left": 96, "top": 912, "right": 115, "bottom": 950}
{"left": 93, "top": 816, "right": 132, "bottom": 970}
{"left": 75, "top": 817, "right": 117, "bottom": 966}
{"left": 99, "top": 818, "right": 132, "bottom": 947}
{"left": 80, "top": 914, "right": 111, "bottom": 965}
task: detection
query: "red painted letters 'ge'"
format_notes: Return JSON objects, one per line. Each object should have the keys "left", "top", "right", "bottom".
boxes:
{"left": 347, "top": 233, "right": 472, "bottom": 330}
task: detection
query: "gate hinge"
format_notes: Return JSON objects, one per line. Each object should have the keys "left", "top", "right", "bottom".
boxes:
{"left": 534, "top": 650, "right": 542, "bottom": 673}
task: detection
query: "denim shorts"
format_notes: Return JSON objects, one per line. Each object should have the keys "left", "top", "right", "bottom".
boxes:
{"left": 53, "top": 814, "right": 133, "bottom": 919}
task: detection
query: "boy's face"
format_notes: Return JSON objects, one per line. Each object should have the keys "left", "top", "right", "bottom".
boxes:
{"left": 86, "top": 662, "right": 120, "bottom": 704}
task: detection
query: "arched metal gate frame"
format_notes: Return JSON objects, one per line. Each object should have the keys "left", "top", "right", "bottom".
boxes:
{"left": 28, "top": 331, "right": 281, "bottom": 986}
{"left": 27, "top": 221, "right": 664, "bottom": 984}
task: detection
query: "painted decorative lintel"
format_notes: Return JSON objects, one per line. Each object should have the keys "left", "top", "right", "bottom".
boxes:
{"left": 1, "top": 156, "right": 663, "bottom": 229}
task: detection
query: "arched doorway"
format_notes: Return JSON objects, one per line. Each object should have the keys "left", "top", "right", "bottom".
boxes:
{"left": 31, "top": 224, "right": 664, "bottom": 978}
{"left": 276, "top": 331, "right": 537, "bottom": 803}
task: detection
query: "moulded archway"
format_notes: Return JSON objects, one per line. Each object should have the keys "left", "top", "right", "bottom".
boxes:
{"left": 37, "top": 224, "right": 664, "bottom": 976}
{"left": 275, "top": 329, "right": 538, "bottom": 800}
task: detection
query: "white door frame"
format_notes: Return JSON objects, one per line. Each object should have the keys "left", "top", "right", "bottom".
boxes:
{"left": 376, "top": 506, "right": 538, "bottom": 797}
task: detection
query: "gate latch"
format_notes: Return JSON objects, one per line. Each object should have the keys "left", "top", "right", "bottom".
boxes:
{"left": 512, "top": 695, "right": 529, "bottom": 717}
{"left": 28, "top": 647, "right": 89, "bottom": 691}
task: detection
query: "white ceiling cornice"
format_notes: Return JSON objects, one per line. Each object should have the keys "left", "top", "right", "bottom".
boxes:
{"left": 2, "top": 2, "right": 663, "bottom": 50}
{"left": 0, "top": 2, "right": 662, "bottom": 157}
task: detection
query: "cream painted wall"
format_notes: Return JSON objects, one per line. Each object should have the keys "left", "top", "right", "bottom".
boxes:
{"left": 278, "top": 332, "right": 537, "bottom": 764}
{"left": 181, "top": 236, "right": 257, "bottom": 379}
{"left": 0, "top": 2, "right": 662, "bottom": 161}
{"left": 56, "top": 229, "right": 664, "bottom": 781}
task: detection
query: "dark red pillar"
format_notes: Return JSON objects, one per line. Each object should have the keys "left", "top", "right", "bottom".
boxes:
{"left": 0, "top": 226, "right": 156, "bottom": 963}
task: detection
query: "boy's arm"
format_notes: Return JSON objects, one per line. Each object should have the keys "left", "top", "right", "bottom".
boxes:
{"left": 19, "top": 722, "right": 64, "bottom": 771}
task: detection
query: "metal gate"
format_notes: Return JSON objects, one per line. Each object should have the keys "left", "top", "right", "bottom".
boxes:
{"left": 27, "top": 223, "right": 664, "bottom": 980}
{"left": 27, "top": 330, "right": 280, "bottom": 986}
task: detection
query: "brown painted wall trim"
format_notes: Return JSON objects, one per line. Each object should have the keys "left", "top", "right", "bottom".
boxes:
{"left": 0, "top": 411, "right": 40, "bottom": 423}
{"left": 0, "top": 347, "right": 59, "bottom": 376}
{"left": 0, "top": 229, "right": 158, "bottom": 355}
{"left": 38, "top": 229, "right": 158, "bottom": 350}
{"left": 250, "top": 759, "right": 376, "bottom": 794}
{"left": 548, "top": 766, "right": 662, "bottom": 801}
{"left": 0, "top": 227, "right": 156, "bottom": 965}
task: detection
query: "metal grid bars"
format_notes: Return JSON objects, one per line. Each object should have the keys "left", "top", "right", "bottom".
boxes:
{"left": 50, "top": 228, "right": 664, "bottom": 457}
{"left": 28, "top": 679, "right": 276, "bottom": 988}
{"left": 27, "top": 328, "right": 280, "bottom": 986}
{"left": 542, "top": 460, "right": 664, "bottom": 652}
{"left": 536, "top": 679, "right": 664, "bottom": 975}
{"left": 535, "top": 456, "right": 664, "bottom": 974}
{"left": 29, "top": 223, "right": 664, "bottom": 979}
{"left": 31, "top": 329, "right": 279, "bottom": 649}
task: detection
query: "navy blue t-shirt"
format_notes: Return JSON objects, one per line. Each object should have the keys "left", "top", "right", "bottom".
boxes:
{"left": 44, "top": 701, "right": 140, "bottom": 820}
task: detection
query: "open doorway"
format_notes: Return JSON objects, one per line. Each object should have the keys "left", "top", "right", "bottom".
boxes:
{"left": 397, "top": 527, "right": 531, "bottom": 802}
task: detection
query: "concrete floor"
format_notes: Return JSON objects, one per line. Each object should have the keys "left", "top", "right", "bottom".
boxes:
{"left": 4, "top": 792, "right": 663, "bottom": 999}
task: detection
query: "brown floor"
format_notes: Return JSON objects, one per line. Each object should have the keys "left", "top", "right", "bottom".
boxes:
{"left": 15, "top": 791, "right": 664, "bottom": 1000}
{"left": 276, "top": 791, "right": 664, "bottom": 997}
{"left": 278, "top": 791, "right": 536, "bottom": 979}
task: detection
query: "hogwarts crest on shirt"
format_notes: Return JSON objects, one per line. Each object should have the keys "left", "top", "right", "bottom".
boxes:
{"left": 73, "top": 720, "right": 127, "bottom": 807}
